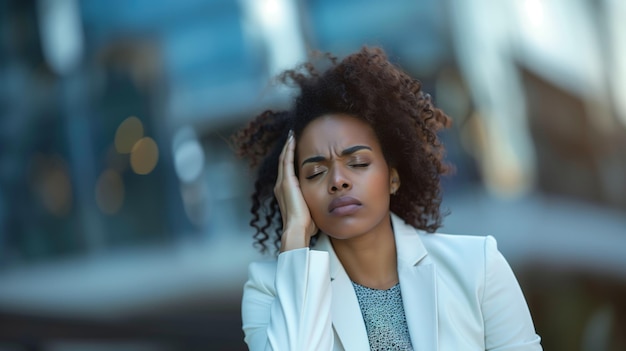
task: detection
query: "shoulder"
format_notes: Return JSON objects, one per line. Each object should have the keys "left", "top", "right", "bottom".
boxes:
{"left": 245, "top": 248, "right": 330, "bottom": 294}
{"left": 419, "top": 232, "right": 501, "bottom": 284}
{"left": 391, "top": 212, "right": 497, "bottom": 269}
{"left": 421, "top": 230, "right": 492, "bottom": 245}
{"left": 420, "top": 231, "right": 497, "bottom": 259}
{"left": 245, "top": 258, "right": 278, "bottom": 295}
{"left": 392, "top": 213, "right": 500, "bottom": 279}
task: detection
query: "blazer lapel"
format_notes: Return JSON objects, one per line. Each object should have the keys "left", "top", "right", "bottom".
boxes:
{"left": 392, "top": 214, "right": 439, "bottom": 351}
{"left": 315, "top": 235, "right": 370, "bottom": 351}
{"left": 313, "top": 214, "right": 439, "bottom": 351}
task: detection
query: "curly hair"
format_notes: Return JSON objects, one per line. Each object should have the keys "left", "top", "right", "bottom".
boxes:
{"left": 232, "top": 47, "right": 452, "bottom": 254}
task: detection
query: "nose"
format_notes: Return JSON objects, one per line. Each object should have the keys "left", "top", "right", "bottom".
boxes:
{"left": 328, "top": 166, "right": 352, "bottom": 193}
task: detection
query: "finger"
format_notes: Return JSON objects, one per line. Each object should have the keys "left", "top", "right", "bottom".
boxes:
{"left": 276, "top": 132, "right": 291, "bottom": 186}
{"left": 282, "top": 131, "right": 296, "bottom": 180}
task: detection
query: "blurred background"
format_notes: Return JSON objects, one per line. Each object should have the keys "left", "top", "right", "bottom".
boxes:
{"left": 0, "top": 0, "right": 625, "bottom": 350}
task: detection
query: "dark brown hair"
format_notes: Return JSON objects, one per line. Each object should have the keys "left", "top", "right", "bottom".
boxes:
{"left": 232, "top": 47, "right": 452, "bottom": 254}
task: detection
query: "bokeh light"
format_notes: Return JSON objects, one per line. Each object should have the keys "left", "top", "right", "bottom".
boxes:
{"left": 130, "top": 137, "right": 159, "bottom": 175}
{"left": 114, "top": 116, "right": 144, "bottom": 154}
{"left": 172, "top": 125, "right": 205, "bottom": 183}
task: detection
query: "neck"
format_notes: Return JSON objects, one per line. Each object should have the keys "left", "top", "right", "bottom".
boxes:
{"left": 330, "top": 213, "right": 398, "bottom": 290}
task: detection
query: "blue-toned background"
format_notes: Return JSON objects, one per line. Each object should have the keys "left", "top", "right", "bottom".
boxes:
{"left": 1, "top": 0, "right": 625, "bottom": 350}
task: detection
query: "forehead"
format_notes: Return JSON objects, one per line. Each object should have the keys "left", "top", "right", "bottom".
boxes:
{"left": 297, "top": 114, "right": 381, "bottom": 156}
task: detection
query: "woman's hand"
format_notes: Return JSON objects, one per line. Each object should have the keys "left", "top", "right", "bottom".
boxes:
{"left": 274, "top": 131, "right": 318, "bottom": 252}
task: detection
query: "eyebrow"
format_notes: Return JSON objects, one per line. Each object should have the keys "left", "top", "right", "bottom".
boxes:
{"left": 301, "top": 145, "right": 372, "bottom": 167}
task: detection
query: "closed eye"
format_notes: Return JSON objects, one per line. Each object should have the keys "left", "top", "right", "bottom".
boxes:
{"left": 305, "top": 172, "right": 324, "bottom": 180}
{"left": 351, "top": 163, "right": 369, "bottom": 168}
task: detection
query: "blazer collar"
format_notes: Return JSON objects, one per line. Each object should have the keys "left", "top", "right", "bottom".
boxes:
{"left": 314, "top": 213, "right": 428, "bottom": 278}
{"left": 390, "top": 212, "right": 429, "bottom": 266}
{"left": 315, "top": 233, "right": 370, "bottom": 350}
{"left": 313, "top": 212, "right": 438, "bottom": 350}
{"left": 391, "top": 213, "right": 439, "bottom": 350}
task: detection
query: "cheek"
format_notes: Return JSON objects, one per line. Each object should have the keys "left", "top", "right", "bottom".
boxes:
{"left": 300, "top": 183, "right": 326, "bottom": 219}
{"left": 299, "top": 183, "right": 319, "bottom": 208}
{"left": 369, "top": 170, "right": 391, "bottom": 192}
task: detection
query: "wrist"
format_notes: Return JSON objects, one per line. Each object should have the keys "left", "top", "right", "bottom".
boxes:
{"left": 280, "top": 227, "right": 310, "bottom": 252}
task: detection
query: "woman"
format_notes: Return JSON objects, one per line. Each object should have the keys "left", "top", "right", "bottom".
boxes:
{"left": 233, "top": 47, "right": 542, "bottom": 350}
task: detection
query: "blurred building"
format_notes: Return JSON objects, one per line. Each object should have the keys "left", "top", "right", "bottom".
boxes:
{"left": 0, "top": 0, "right": 625, "bottom": 350}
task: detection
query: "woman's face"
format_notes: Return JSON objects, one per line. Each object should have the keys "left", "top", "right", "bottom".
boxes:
{"left": 297, "top": 113, "right": 399, "bottom": 240}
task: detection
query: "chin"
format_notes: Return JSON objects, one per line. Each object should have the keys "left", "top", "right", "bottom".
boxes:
{"left": 323, "top": 232, "right": 361, "bottom": 242}
{"left": 318, "top": 219, "right": 368, "bottom": 240}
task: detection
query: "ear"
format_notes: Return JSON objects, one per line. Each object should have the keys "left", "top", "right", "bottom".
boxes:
{"left": 389, "top": 168, "right": 400, "bottom": 195}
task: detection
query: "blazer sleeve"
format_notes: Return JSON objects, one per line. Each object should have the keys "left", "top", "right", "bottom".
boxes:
{"left": 482, "top": 236, "right": 543, "bottom": 351}
{"left": 241, "top": 248, "right": 334, "bottom": 351}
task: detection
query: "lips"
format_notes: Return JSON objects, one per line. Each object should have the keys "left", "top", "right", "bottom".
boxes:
{"left": 328, "top": 196, "right": 362, "bottom": 215}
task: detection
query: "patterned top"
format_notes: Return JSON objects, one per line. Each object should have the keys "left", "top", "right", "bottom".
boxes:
{"left": 351, "top": 281, "right": 414, "bottom": 351}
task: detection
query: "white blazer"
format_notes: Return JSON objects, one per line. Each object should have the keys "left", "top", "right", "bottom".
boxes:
{"left": 242, "top": 213, "right": 542, "bottom": 350}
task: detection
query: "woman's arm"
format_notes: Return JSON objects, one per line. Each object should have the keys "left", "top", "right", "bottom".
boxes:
{"left": 275, "top": 130, "right": 318, "bottom": 252}
{"left": 242, "top": 130, "right": 332, "bottom": 350}
{"left": 242, "top": 248, "right": 333, "bottom": 350}
{"left": 482, "top": 236, "right": 542, "bottom": 351}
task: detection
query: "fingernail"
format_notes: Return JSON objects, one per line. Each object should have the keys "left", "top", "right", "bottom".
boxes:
{"left": 288, "top": 130, "right": 294, "bottom": 140}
